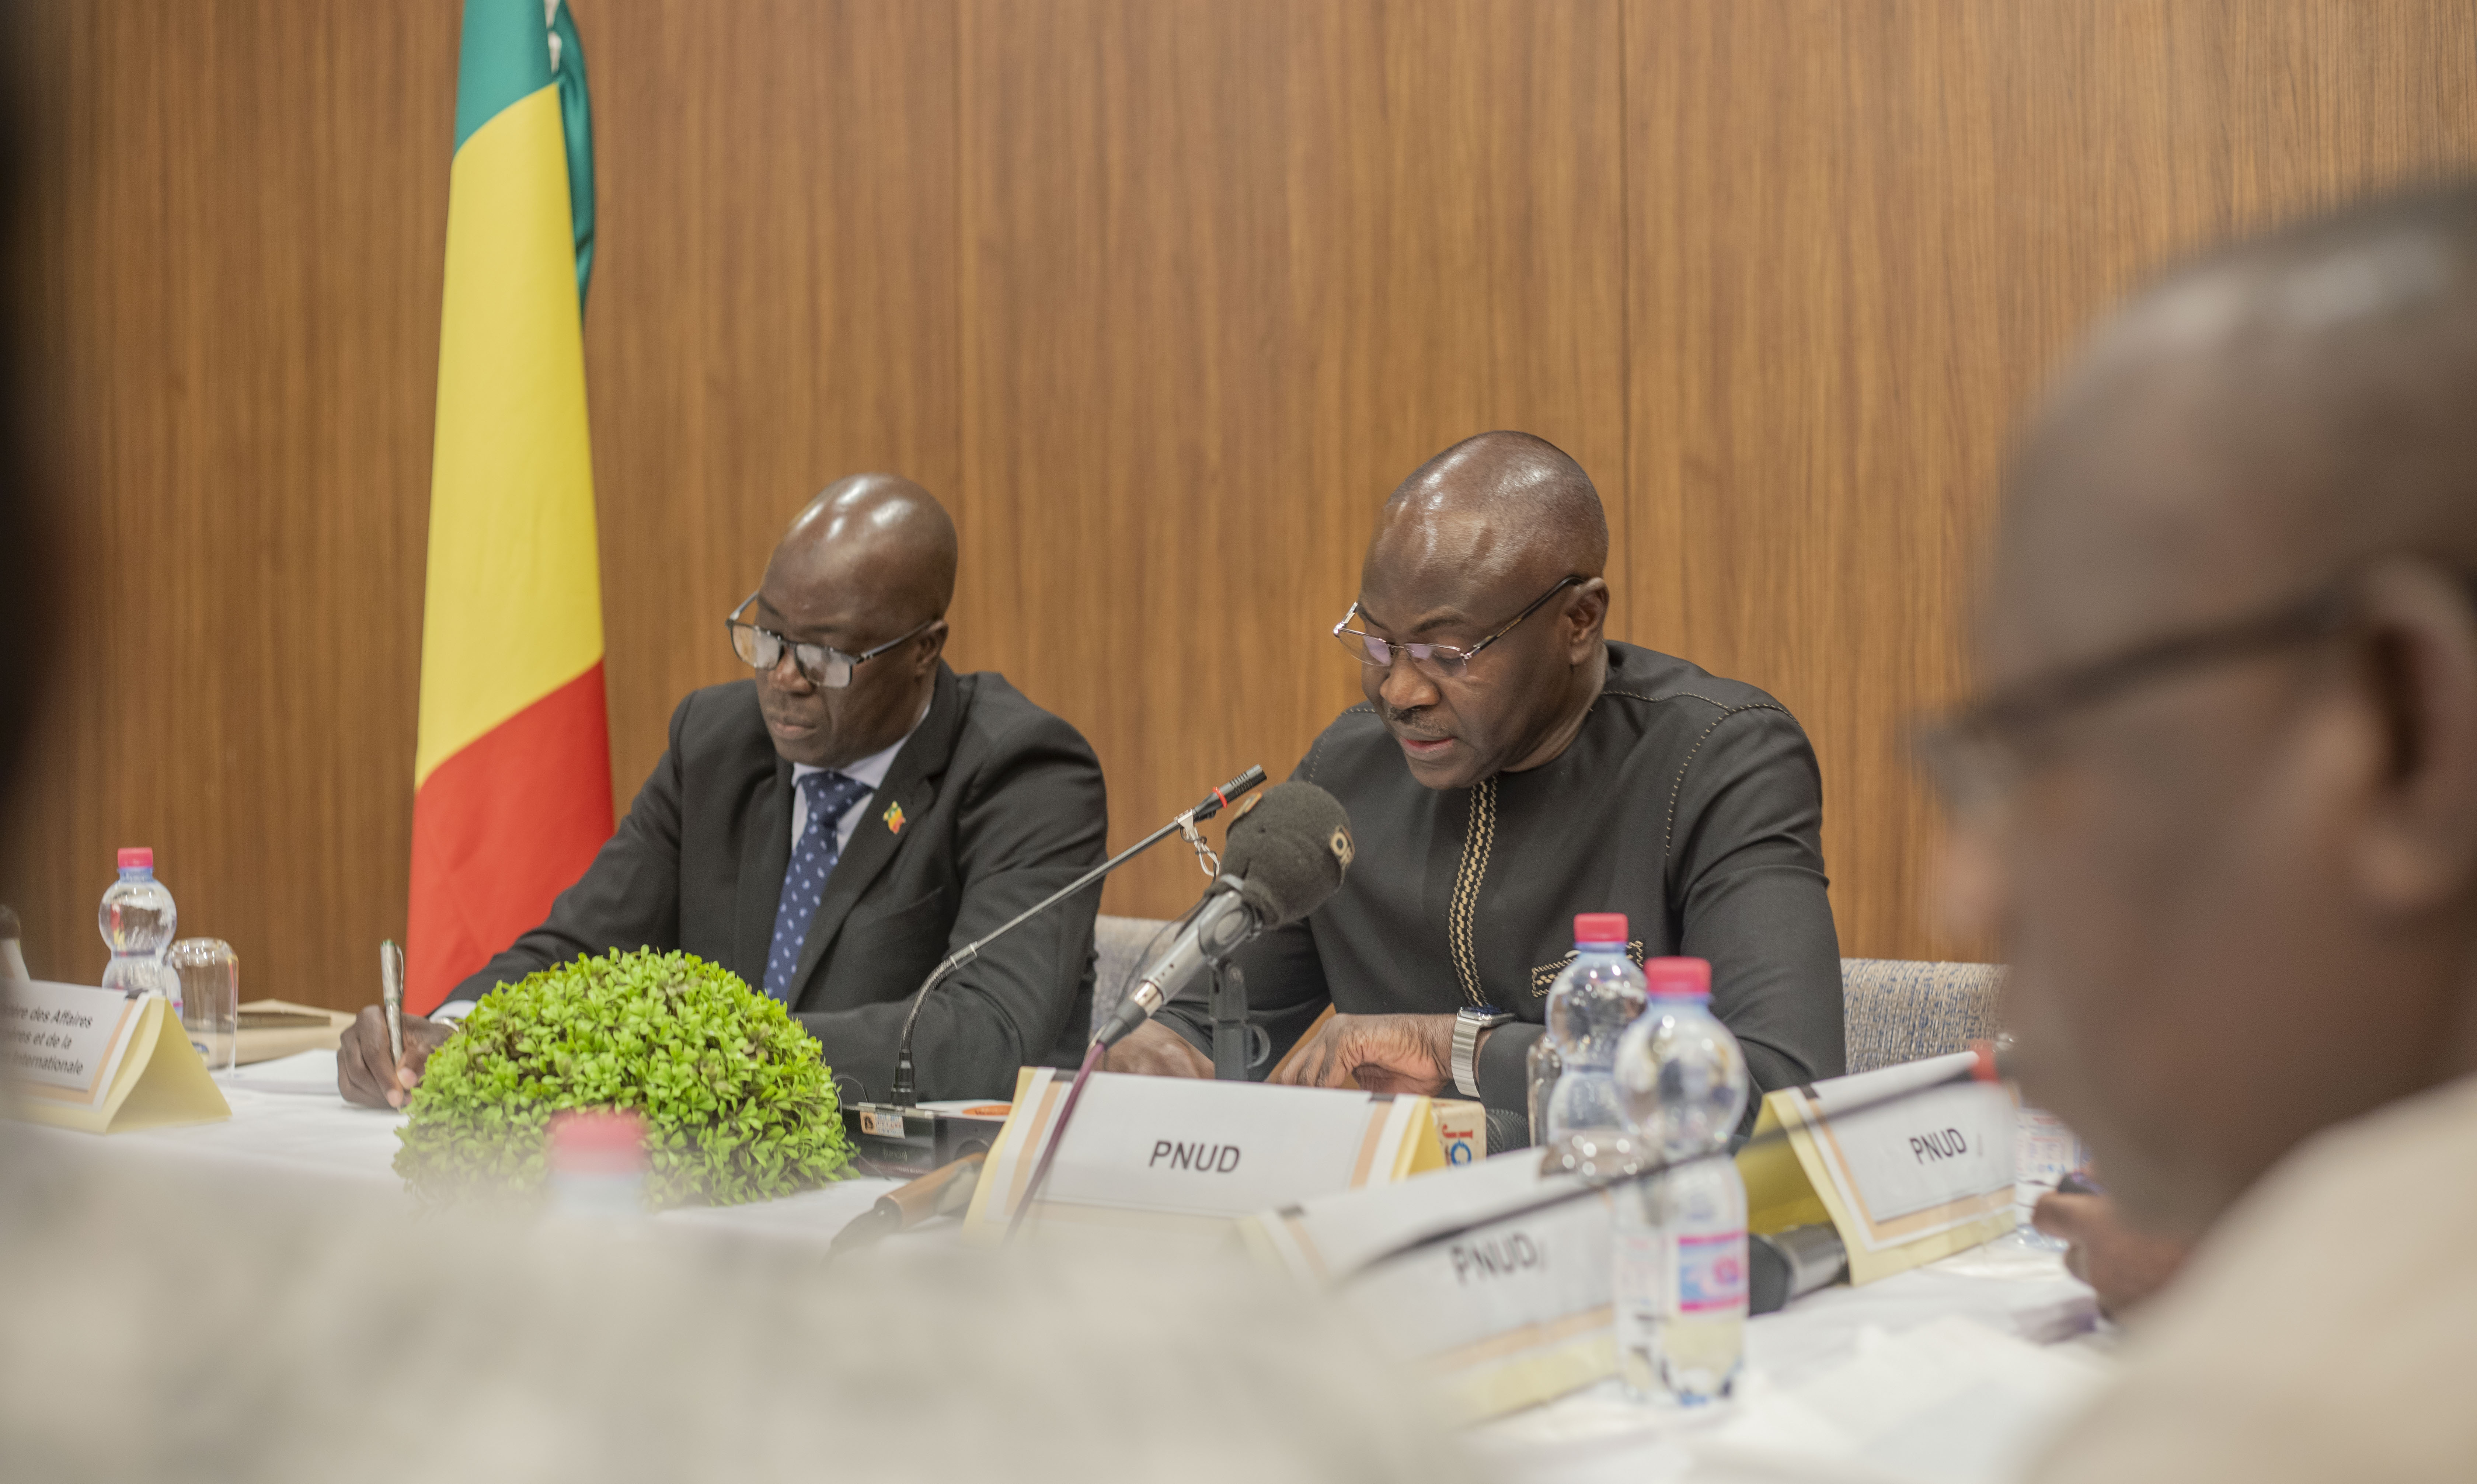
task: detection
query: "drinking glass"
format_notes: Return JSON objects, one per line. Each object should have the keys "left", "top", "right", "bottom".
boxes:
{"left": 168, "top": 938, "right": 238, "bottom": 1074}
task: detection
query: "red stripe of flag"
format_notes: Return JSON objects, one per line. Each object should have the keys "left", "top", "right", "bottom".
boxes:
{"left": 407, "top": 663, "right": 613, "bottom": 1013}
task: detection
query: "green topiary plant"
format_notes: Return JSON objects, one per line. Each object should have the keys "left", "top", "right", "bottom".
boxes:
{"left": 392, "top": 948, "right": 851, "bottom": 1209}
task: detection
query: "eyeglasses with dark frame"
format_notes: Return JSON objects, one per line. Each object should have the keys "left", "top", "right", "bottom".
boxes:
{"left": 724, "top": 592, "right": 936, "bottom": 690}
{"left": 1333, "top": 574, "right": 1587, "bottom": 680}
{"left": 1914, "top": 581, "right": 2364, "bottom": 818}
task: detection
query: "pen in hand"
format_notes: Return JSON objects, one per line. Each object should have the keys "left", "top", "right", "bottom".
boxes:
{"left": 380, "top": 939, "right": 405, "bottom": 1070}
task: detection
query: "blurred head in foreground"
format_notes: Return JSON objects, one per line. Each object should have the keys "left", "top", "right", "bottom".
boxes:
{"left": 1938, "top": 184, "right": 2477, "bottom": 1237}
{"left": 1945, "top": 185, "right": 2477, "bottom": 1236}
{"left": 0, "top": 1146, "right": 1476, "bottom": 1484}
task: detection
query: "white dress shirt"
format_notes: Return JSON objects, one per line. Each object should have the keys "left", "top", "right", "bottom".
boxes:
{"left": 790, "top": 709, "right": 919, "bottom": 857}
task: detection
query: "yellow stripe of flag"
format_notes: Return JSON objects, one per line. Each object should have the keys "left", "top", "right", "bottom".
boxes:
{"left": 416, "top": 83, "right": 603, "bottom": 789}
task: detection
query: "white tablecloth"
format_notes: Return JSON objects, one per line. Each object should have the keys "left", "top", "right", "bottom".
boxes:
{"left": 24, "top": 1051, "right": 908, "bottom": 1241}
{"left": 30, "top": 1049, "right": 2111, "bottom": 1482}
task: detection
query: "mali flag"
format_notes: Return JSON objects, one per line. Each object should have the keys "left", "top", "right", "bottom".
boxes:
{"left": 408, "top": 0, "right": 607, "bottom": 1014}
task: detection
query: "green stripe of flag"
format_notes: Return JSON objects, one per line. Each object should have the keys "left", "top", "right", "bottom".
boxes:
{"left": 450, "top": 0, "right": 595, "bottom": 309}
{"left": 452, "top": 0, "right": 554, "bottom": 156}
{"left": 549, "top": 1, "right": 595, "bottom": 307}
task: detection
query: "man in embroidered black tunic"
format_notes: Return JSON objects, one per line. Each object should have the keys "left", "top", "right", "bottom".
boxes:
{"left": 1112, "top": 431, "right": 1844, "bottom": 1129}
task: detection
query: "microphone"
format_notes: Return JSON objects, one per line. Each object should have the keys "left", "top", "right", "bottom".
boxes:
{"left": 1094, "top": 782, "right": 1354, "bottom": 1048}
{"left": 886, "top": 764, "right": 1267, "bottom": 1106}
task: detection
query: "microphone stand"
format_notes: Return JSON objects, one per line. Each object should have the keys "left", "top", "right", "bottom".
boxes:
{"left": 888, "top": 765, "right": 1266, "bottom": 1106}
{"left": 1209, "top": 962, "right": 1252, "bottom": 1080}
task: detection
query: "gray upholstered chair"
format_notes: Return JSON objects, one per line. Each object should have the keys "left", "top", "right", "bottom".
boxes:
{"left": 1839, "top": 957, "right": 2006, "bottom": 1074}
{"left": 1090, "top": 915, "right": 2008, "bottom": 1080}
{"left": 1092, "top": 913, "right": 1175, "bottom": 1039}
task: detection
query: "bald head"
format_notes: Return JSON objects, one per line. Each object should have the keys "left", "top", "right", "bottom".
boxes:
{"left": 1353, "top": 433, "right": 1612, "bottom": 789}
{"left": 751, "top": 473, "right": 957, "bottom": 769}
{"left": 1375, "top": 431, "right": 1609, "bottom": 591}
{"left": 774, "top": 473, "right": 958, "bottom": 629}
{"left": 1973, "top": 182, "right": 2477, "bottom": 1238}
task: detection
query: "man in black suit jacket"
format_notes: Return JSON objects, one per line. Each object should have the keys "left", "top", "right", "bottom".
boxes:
{"left": 340, "top": 475, "right": 1107, "bottom": 1107}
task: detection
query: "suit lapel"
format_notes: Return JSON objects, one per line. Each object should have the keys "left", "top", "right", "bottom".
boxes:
{"left": 735, "top": 755, "right": 795, "bottom": 986}
{"left": 787, "top": 665, "right": 965, "bottom": 1006}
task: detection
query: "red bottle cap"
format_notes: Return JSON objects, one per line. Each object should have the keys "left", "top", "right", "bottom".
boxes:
{"left": 1644, "top": 956, "right": 1711, "bottom": 999}
{"left": 546, "top": 1108, "right": 651, "bottom": 1177}
{"left": 117, "top": 847, "right": 153, "bottom": 871}
{"left": 1574, "top": 913, "right": 1628, "bottom": 945}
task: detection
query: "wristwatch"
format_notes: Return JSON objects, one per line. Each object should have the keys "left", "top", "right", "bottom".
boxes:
{"left": 1452, "top": 1005, "right": 1516, "bottom": 1098}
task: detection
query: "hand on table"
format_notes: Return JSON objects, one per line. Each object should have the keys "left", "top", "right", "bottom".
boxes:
{"left": 337, "top": 1007, "right": 456, "bottom": 1109}
{"left": 2032, "top": 1189, "right": 2191, "bottom": 1317}
{"left": 1271, "top": 1012, "right": 1456, "bottom": 1095}
{"left": 1100, "top": 1018, "right": 1212, "bottom": 1078}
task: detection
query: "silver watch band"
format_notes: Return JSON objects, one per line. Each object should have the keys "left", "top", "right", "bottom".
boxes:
{"left": 1452, "top": 1009, "right": 1507, "bottom": 1098}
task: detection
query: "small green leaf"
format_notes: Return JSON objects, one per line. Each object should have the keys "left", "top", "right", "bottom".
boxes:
{"left": 393, "top": 947, "right": 851, "bottom": 1209}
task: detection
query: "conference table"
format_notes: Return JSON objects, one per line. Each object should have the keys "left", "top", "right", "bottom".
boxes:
{"left": 32, "top": 1049, "right": 2112, "bottom": 1484}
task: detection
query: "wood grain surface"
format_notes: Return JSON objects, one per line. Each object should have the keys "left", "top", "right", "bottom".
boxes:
{"left": 6, "top": 1, "right": 2475, "bottom": 1008}
{"left": 1623, "top": 0, "right": 2477, "bottom": 961}
{"left": 949, "top": 0, "right": 1627, "bottom": 922}
{"left": 6, "top": 0, "right": 454, "bottom": 1008}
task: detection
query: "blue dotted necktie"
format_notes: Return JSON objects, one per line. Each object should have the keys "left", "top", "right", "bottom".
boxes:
{"left": 763, "top": 770, "right": 872, "bottom": 1001}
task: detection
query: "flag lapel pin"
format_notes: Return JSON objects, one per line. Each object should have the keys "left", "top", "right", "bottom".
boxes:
{"left": 883, "top": 801, "right": 906, "bottom": 835}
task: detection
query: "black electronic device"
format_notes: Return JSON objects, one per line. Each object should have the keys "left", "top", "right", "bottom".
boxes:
{"left": 1749, "top": 1223, "right": 1850, "bottom": 1314}
{"left": 841, "top": 1101, "right": 1010, "bottom": 1177}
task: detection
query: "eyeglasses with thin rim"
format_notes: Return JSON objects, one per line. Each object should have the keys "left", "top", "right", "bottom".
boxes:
{"left": 1333, "top": 574, "right": 1587, "bottom": 680}
{"left": 725, "top": 592, "right": 936, "bottom": 690}
{"left": 1913, "top": 581, "right": 2363, "bottom": 820}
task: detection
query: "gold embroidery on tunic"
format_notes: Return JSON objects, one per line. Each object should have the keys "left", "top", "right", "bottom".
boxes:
{"left": 1447, "top": 777, "right": 1498, "bottom": 1005}
{"left": 1529, "top": 940, "right": 1649, "bottom": 997}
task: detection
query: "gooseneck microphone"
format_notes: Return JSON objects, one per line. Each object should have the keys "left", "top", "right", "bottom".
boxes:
{"left": 1003, "top": 783, "right": 1355, "bottom": 1243}
{"left": 886, "top": 764, "right": 1267, "bottom": 1107}
{"left": 1094, "top": 781, "right": 1355, "bottom": 1048}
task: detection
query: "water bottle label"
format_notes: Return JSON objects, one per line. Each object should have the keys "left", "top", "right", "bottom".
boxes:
{"left": 1675, "top": 1229, "right": 1748, "bottom": 1314}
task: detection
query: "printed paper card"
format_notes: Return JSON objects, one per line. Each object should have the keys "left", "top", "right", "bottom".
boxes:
{"left": 1738, "top": 1051, "right": 2016, "bottom": 1285}
{"left": 3, "top": 981, "right": 231, "bottom": 1135}
{"left": 962, "top": 1068, "right": 1449, "bottom": 1244}
{"left": 1242, "top": 1152, "right": 1613, "bottom": 1419}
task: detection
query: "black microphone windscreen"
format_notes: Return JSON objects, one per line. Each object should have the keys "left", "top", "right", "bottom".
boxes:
{"left": 1220, "top": 782, "right": 1353, "bottom": 928}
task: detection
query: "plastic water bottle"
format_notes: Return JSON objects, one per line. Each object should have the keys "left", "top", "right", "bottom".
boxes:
{"left": 547, "top": 1108, "right": 651, "bottom": 1218}
{"left": 98, "top": 847, "right": 179, "bottom": 1006}
{"left": 1990, "top": 1035, "right": 2088, "bottom": 1251}
{"left": 1541, "top": 913, "right": 1647, "bottom": 1145}
{"left": 1526, "top": 1035, "right": 1563, "bottom": 1146}
{"left": 1612, "top": 955, "right": 1751, "bottom": 1405}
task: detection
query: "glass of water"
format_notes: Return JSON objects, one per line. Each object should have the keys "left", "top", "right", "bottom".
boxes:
{"left": 168, "top": 938, "right": 239, "bottom": 1074}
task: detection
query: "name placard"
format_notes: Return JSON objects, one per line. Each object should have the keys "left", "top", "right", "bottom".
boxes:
{"left": 961, "top": 1069, "right": 1450, "bottom": 1243}
{"left": 3, "top": 981, "right": 230, "bottom": 1135}
{"left": 1739, "top": 1051, "right": 2015, "bottom": 1284}
{"left": 1242, "top": 1153, "right": 1613, "bottom": 1419}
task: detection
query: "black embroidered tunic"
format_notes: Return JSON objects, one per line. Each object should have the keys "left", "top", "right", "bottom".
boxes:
{"left": 1161, "top": 642, "right": 1846, "bottom": 1117}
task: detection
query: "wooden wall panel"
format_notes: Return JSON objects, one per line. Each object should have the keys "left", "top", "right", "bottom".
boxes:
{"left": 11, "top": 1, "right": 2477, "bottom": 1010}
{"left": 1623, "top": 0, "right": 2477, "bottom": 962}
{"left": 584, "top": 0, "right": 961, "bottom": 839}
{"left": 3, "top": 0, "right": 454, "bottom": 999}
{"left": 951, "top": 0, "right": 1627, "bottom": 920}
